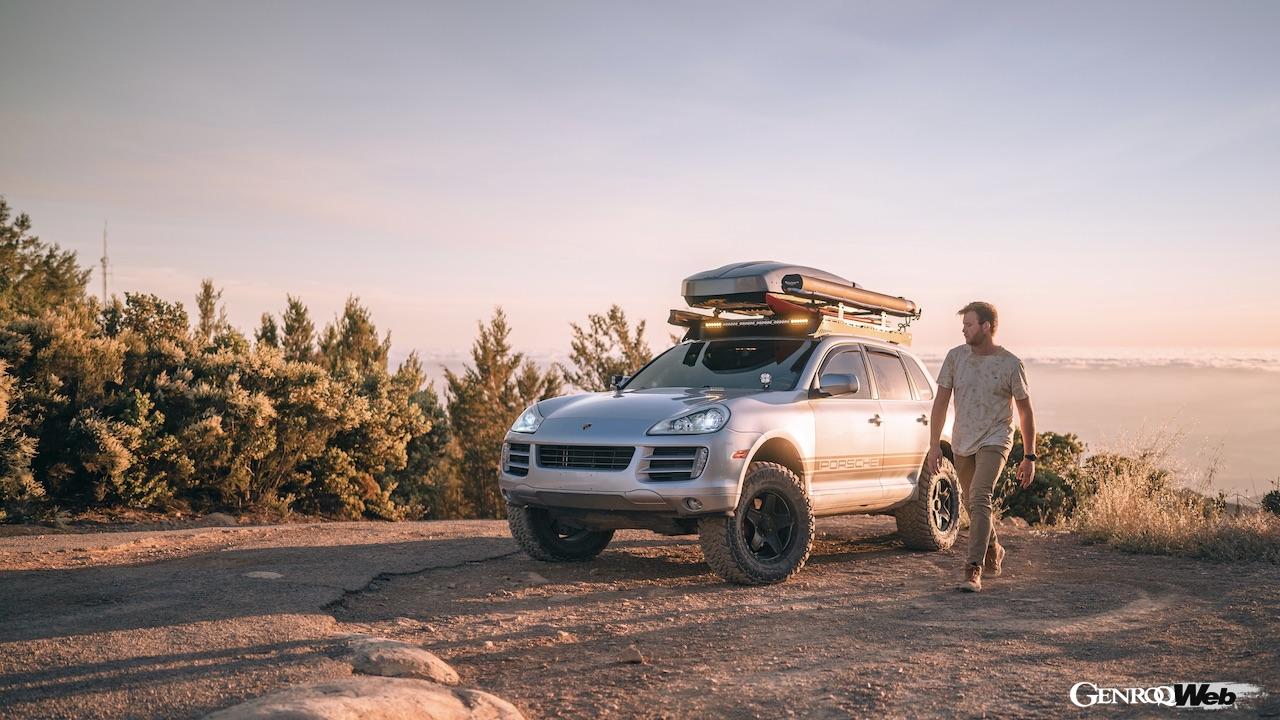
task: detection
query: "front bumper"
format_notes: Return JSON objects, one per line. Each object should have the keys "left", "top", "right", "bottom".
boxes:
{"left": 498, "top": 430, "right": 757, "bottom": 516}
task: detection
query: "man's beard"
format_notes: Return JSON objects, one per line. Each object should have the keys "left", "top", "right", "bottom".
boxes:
{"left": 966, "top": 331, "right": 988, "bottom": 346}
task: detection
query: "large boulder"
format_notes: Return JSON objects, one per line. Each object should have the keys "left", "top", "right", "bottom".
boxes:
{"left": 203, "top": 677, "right": 524, "bottom": 720}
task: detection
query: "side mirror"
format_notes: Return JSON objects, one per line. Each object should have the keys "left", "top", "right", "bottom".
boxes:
{"left": 814, "top": 373, "right": 859, "bottom": 398}
{"left": 611, "top": 374, "right": 630, "bottom": 390}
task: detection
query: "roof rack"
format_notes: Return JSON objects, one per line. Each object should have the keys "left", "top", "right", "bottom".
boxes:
{"left": 814, "top": 308, "right": 914, "bottom": 345}
{"left": 670, "top": 261, "right": 920, "bottom": 345}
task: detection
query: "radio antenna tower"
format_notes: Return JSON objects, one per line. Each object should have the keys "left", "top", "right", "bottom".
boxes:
{"left": 100, "top": 221, "right": 110, "bottom": 303}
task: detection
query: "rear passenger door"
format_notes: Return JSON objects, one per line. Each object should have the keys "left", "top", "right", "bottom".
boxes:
{"left": 865, "top": 347, "right": 931, "bottom": 502}
{"left": 808, "top": 345, "right": 886, "bottom": 512}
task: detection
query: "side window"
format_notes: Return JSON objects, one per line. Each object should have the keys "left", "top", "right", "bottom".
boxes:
{"left": 904, "top": 356, "right": 935, "bottom": 400}
{"left": 817, "top": 347, "right": 871, "bottom": 398}
{"left": 866, "top": 350, "right": 913, "bottom": 401}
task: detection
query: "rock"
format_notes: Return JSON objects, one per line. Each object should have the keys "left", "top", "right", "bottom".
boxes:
{"left": 525, "top": 572, "right": 550, "bottom": 584}
{"left": 348, "top": 638, "right": 460, "bottom": 685}
{"left": 555, "top": 630, "right": 575, "bottom": 642}
{"left": 243, "top": 571, "right": 284, "bottom": 580}
{"left": 203, "top": 677, "right": 524, "bottom": 719}
{"left": 1009, "top": 516, "right": 1030, "bottom": 529}
{"left": 200, "top": 513, "right": 238, "bottom": 527}
{"left": 482, "top": 641, "right": 495, "bottom": 649}
{"left": 619, "top": 645, "right": 645, "bottom": 664}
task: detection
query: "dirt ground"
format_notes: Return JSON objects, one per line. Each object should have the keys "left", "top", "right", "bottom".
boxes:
{"left": 2, "top": 516, "right": 1278, "bottom": 718}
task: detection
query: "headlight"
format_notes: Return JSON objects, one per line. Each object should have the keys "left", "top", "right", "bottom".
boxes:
{"left": 511, "top": 404, "right": 544, "bottom": 433}
{"left": 648, "top": 406, "right": 730, "bottom": 435}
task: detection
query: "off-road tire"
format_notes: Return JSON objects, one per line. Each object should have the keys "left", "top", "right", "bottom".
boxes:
{"left": 895, "top": 458, "right": 961, "bottom": 551}
{"left": 698, "top": 461, "right": 815, "bottom": 585}
{"left": 507, "top": 504, "right": 614, "bottom": 561}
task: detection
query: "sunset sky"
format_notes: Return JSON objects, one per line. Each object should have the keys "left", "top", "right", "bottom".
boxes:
{"left": 2, "top": 1, "right": 1277, "bottom": 359}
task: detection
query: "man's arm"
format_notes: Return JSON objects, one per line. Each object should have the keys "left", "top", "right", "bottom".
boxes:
{"left": 1014, "top": 395, "right": 1036, "bottom": 489}
{"left": 925, "top": 386, "right": 952, "bottom": 473}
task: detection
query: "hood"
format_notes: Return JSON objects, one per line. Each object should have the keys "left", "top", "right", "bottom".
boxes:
{"left": 538, "top": 387, "right": 759, "bottom": 421}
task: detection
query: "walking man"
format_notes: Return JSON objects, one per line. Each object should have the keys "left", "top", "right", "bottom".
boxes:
{"left": 924, "top": 301, "right": 1036, "bottom": 592}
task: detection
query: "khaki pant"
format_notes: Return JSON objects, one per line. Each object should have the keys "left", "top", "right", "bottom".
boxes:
{"left": 954, "top": 446, "right": 1009, "bottom": 567}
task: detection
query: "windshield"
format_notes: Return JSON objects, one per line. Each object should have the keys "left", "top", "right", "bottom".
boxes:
{"left": 625, "top": 339, "right": 817, "bottom": 391}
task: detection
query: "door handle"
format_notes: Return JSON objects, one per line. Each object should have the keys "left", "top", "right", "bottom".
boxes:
{"left": 917, "top": 414, "right": 929, "bottom": 426}
{"left": 868, "top": 414, "right": 882, "bottom": 426}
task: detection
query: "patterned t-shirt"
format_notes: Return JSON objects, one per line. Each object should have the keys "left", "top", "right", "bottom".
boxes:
{"left": 936, "top": 344, "right": 1029, "bottom": 457}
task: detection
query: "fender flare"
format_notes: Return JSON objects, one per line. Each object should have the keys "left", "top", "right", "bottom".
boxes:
{"left": 739, "top": 430, "right": 810, "bottom": 496}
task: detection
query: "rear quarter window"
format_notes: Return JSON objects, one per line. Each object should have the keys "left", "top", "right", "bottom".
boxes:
{"left": 903, "top": 355, "right": 935, "bottom": 400}
{"left": 866, "top": 349, "right": 914, "bottom": 401}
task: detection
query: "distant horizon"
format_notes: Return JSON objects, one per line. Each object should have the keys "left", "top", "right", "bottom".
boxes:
{"left": 391, "top": 343, "right": 1280, "bottom": 393}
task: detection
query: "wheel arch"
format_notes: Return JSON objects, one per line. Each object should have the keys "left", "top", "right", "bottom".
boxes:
{"left": 939, "top": 439, "right": 955, "bottom": 463}
{"left": 745, "top": 434, "right": 808, "bottom": 494}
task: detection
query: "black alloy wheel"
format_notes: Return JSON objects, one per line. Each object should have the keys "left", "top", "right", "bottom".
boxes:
{"left": 698, "top": 461, "right": 815, "bottom": 585}
{"left": 741, "top": 489, "right": 798, "bottom": 560}
{"left": 930, "top": 475, "right": 958, "bottom": 533}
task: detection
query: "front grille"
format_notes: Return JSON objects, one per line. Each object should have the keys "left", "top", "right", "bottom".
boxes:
{"left": 641, "top": 446, "right": 706, "bottom": 481}
{"left": 537, "top": 445, "right": 635, "bottom": 471}
{"left": 504, "top": 442, "right": 530, "bottom": 476}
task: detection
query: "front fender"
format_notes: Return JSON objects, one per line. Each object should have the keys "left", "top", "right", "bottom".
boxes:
{"left": 738, "top": 429, "right": 812, "bottom": 497}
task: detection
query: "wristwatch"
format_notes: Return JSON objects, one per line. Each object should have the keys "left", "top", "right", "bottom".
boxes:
{"left": 1024, "top": 453, "right": 1038, "bottom": 462}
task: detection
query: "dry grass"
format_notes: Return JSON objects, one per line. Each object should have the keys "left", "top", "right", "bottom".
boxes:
{"left": 1066, "top": 428, "right": 1280, "bottom": 564}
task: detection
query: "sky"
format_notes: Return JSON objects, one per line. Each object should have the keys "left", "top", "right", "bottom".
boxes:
{"left": 2, "top": 0, "right": 1278, "bottom": 361}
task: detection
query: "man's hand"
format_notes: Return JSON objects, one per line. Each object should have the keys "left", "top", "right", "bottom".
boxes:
{"left": 1015, "top": 396, "right": 1036, "bottom": 491}
{"left": 925, "top": 446, "right": 943, "bottom": 475}
{"left": 1016, "top": 459, "right": 1035, "bottom": 489}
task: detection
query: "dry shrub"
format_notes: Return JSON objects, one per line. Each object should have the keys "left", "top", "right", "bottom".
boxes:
{"left": 1067, "top": 428, "right": 1280, "bottom": 564}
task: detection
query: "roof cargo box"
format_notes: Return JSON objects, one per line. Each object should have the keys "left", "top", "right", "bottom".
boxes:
{"left": 682, "top": 261, "right": 917, "bottom": 317}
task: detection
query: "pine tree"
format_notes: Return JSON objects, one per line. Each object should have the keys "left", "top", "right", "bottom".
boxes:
{"left": 559, "top": 304, "right": 654, "bottom": 391}
{"left": 281, "top": 295, "right": 316, "bottom": 363}
{"left": 444, "top": 307, "right": 559, "bottom": 518}
{"left": 194, "top": 279, "right": 228, "bottom": 346}
{"left": 384, "top": 352, "right": 451, "bottom": 517}
{"left": 256, "top": 313, "right": 281, "bottom": 348}
{"left": 517, "top": 358, "right": 563, "bottom": 405}
{"left": 0, "top": 197, "right": 91, "bottom": 320}
{"left": 318, "top": 296, "right": 390, "bottom": 375}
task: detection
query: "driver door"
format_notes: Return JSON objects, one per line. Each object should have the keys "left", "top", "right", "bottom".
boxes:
{"left": 808, "top": 345, "right": 886, "bottom": 513}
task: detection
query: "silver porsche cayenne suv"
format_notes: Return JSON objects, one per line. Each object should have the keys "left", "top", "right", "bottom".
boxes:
{"left": 499, "top": 331, "right": 959, "bottom": 585}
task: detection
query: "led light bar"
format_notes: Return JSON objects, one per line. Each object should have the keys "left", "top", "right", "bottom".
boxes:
{"left": 691, "top": 314, "right": 821, "bottom": 340}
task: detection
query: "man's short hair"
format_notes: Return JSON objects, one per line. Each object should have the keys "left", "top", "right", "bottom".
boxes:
{"left": 958, "top": 301, "right": 998, "bottom": 334}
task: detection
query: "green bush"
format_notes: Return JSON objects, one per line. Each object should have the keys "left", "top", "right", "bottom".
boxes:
{"left": 1263, "top": 489, "right": 1280, "bottom": 517}
{"left": 0, "top": 198, "right": 455, "bottom": 520}
{"left": 993, "top": 430, "right": 1087, "bottom": 525}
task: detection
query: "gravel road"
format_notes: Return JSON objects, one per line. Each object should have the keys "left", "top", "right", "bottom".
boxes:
{"left": 2, "top": 517, "right": 1277, "bottom": 718}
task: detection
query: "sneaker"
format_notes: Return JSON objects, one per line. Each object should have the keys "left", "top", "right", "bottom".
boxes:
{"left": 961, "top": 563, "right": 982, "bottom": 592}
{"left": 984, "top": 542, "right": 1006, "bottom": 577}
